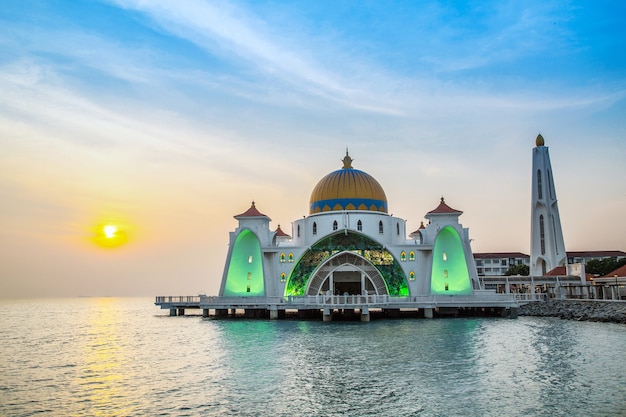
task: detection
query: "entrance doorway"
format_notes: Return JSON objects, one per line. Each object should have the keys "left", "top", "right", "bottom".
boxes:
{"left": 305, "top": 251, "right": 389, "bottom": 296}
{"left": 318, "top": 270, "right": 377, "bottom": 295}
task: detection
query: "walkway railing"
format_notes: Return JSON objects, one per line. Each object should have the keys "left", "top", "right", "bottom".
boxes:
{"left": 155, "top": 295, "right": 201, "bottom": 304}
{"left": 195, "top": 292, "right": 517, "bottom": 308}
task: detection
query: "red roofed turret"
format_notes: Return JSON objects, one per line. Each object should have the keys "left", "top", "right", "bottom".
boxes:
{"left": 234, "top": 201, "right": 269, "bottom": 219}
{"left": 409, "top": 221, "right": 426, "bottom": 236}
{"left": 275, "top": 224, "right": 290, "bottom": 238}
{"left": 427, "top": 197, "right": 463, "bottom": 215}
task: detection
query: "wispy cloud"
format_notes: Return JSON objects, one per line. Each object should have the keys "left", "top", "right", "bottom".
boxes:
{"left": 105, "top": 0, "right": 407, "bottom": 113}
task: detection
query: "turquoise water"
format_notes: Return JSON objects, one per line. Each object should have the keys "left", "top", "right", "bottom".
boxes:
{"left": 1, "top": 298, "right": 625, "bottom": 416}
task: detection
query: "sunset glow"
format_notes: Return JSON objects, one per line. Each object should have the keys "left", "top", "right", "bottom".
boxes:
{"left": 93, "top": 224, "right": 128, "bottom": 249}
{"left": 0, "top": 1, "right": 624, "bottom": 298}
{"left": 104, "top": 225, "right": 118, "bottom": 239}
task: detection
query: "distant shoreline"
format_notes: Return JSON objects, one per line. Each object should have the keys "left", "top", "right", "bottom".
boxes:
{"left": 519, "top": 300, "right": 626, "bottom": 324}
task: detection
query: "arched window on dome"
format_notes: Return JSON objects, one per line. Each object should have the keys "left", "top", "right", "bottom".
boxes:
{"left": 333, "top": 220, "right": 338, "bottom": 231}
{"left": 396, "top": 222, "right": 400, "bottom": 236}
{"left": 288, "top": 253, "right": 294, "bottom": 262}
{"left": 280, "top": 272, "right": 286, "bottom": 282}
{"left": 379, "top": 221, "right": 384, "bottom": 234}
{"left": 409, "top": 251, "right": 415, "bottom": 261}
{"left": 280, "top": 253, "right": 286, "bottom": 263}
{"left": 313, "top": 222, "right": 317, "bottom": 235}
{"left": 400, "top": 251, "right": 406, "bottom": 262}
{"left": 409, "top": 271, "right": 415, "bottom": 281}
{"left": 357, "top": 220, "right": 362, "bottom": 231}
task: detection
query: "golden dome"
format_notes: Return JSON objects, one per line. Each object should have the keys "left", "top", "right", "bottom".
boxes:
{"left": 309, "top": 151, "right": 388, "bottom": 214}
{"left": 536, "top": 133, "right": 545, "bottom": 147}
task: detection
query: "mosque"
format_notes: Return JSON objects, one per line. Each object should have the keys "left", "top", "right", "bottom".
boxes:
{"left": 209, "top": 150, "right": 512, "bottom": 320}
{"left": 155, "top": 136, "right": 600, "bottom": 319}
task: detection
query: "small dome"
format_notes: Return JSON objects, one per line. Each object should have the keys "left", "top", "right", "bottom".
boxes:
{"left": 309, "top": 151, "right": 388, "bottom": 214}
{"left": 536, "top": 134, "right": 545, "bottom": 147}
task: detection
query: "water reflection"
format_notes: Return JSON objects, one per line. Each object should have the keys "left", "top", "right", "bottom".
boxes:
{"left": 3, "top": 300, "right": 626, "bottom": 417}
{"left": 73, "top": 298, "right": 132, "bottom": 416}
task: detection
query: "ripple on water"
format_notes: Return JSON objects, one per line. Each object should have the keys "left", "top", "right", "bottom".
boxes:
{"left": 1, "top": 300, "right": 626, "bottom": 416}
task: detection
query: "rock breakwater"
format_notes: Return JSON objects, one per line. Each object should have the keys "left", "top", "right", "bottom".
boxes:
{"left": 519, "top": 300, "right": 626, "bottom": 324}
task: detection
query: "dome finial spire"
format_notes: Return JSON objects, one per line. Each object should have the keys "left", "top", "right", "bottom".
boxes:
{"left": 342, "top": 148, "right": 353, "bottom": 169}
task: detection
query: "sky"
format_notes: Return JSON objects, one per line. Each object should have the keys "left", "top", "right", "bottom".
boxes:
{"left": 1, "top": 0, "right": 625, "bottom": 298}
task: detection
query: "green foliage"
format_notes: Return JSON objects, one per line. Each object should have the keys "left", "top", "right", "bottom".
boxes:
{"left": 585, "top": 258, "right": 626, "bottom": 276}
{"left": 504, "top": 264, "right": 530, "bottom": 276}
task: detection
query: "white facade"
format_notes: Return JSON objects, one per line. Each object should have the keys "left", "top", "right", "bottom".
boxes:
{"left": 474, "top": 253, "right": 530, "bottom": 276}
{"left": 530, "top": 134, "right": 566, "bottom": 276}
{"left": 219, "top": 154, "right": 482, "bottom": 300}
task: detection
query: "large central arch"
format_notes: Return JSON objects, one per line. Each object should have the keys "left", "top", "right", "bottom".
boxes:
{"left": 284, "top": 230, "right": 408, "bottom": 296}
{"left": 306, "top": 251, "right": 389, "bottom": 295}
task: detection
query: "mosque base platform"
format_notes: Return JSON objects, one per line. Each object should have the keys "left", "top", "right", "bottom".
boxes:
{"left": 155, "top": 293, "right": 520, "bottom": 321}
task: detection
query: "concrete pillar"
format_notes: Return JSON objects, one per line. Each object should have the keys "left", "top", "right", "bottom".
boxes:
{"left": 202, "top": 309, "right": 209, "bottom": 318}
{"left": 360, "top": 307, "right": 370, "bottom": 322}
{"left": 323, "top": 307, "right": 332, "bottom": 322}
{"left": 361, "top": 272, "right": 365, "bottom": 295}
{"left": 169, "top": 308, "right": 177, "bottom": 316}
{"left": 424, "top": 308, "right": 434, "bottom": 319}
{"left": 270, "top": 309, "right": 279, "bottom": 320}
{"left": 177, "top": 308, "right": 185, "bottom": 316}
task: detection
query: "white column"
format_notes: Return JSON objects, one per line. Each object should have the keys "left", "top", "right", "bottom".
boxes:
{"left": 361, "top": 272, "right": 365, "bottom": 294}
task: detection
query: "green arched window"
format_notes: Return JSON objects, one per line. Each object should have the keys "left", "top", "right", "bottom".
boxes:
{"left": 431, "top": 226, "right": 472, "bottom": 295}
{"left": 222, "top": 230, "right": 265, "bottom": 296}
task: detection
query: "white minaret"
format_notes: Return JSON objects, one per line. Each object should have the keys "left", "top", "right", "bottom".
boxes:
{"left": 530, "top": 134, "right": 566, "bottom": 275}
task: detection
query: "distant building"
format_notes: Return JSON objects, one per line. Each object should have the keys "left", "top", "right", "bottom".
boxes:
{"left": 473, "top": 252, "right": 530, "bottom": 276}
{"left": 474, "top": 251, "right": 626, "bottom": 277}
{"left": 566, "top": 250, "right": 626, "bottom": 265}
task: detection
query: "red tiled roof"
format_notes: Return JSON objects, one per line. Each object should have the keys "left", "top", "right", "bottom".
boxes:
{"left": 427, "top": 197, "right": 462, "bottom": 215}
{"left": 603, "top": 264, "right": 626, "bottom": 278}
{"left": 567, "top": 250, "right": 626, "bottom": 258}
{"left": 275, "top": 225, "right": 290, "bottom": 237}
{"left": 409, "top": 221, "right": 425, "bottom": 235}
{"left": 545, "top": 266, "right": 567, "bottom": 276}
{"left": 234, "top": 201, "right": 268, "bottom": 218}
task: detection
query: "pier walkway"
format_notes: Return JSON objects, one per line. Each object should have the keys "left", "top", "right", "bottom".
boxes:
{"left": 155, "top": 291, "right": 520, "bottom": 321}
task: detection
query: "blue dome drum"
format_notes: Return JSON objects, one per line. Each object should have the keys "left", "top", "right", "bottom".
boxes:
{"left": 309, "top": 152, "right": 388, "bottom": 214}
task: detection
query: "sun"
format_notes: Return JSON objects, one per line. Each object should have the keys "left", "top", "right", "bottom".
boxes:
{"left": 103, "top": 225, "right": 118, "bottom": 239}
{"left": 92, "top": 223, "right": 128, "bottom": 248}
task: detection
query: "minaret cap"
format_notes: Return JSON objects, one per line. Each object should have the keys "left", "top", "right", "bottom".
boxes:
{"left": 536, "top": 134, "right": 545, "bottom": 147}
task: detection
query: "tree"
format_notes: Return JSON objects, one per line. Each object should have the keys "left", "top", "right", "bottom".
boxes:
{"left": 505, "top": 264, "right": 530, "bottom": 276}
{"left": 585, "top": 258, "right": 626, "bottom": 276}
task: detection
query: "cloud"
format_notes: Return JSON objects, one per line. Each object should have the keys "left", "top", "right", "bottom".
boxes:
{"left": 105, "top": 0, "right": 408, "bottom": 114}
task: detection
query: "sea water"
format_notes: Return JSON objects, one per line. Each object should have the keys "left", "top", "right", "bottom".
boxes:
{"left": 1, "top": 297, "right": 625, "bottom": 416}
